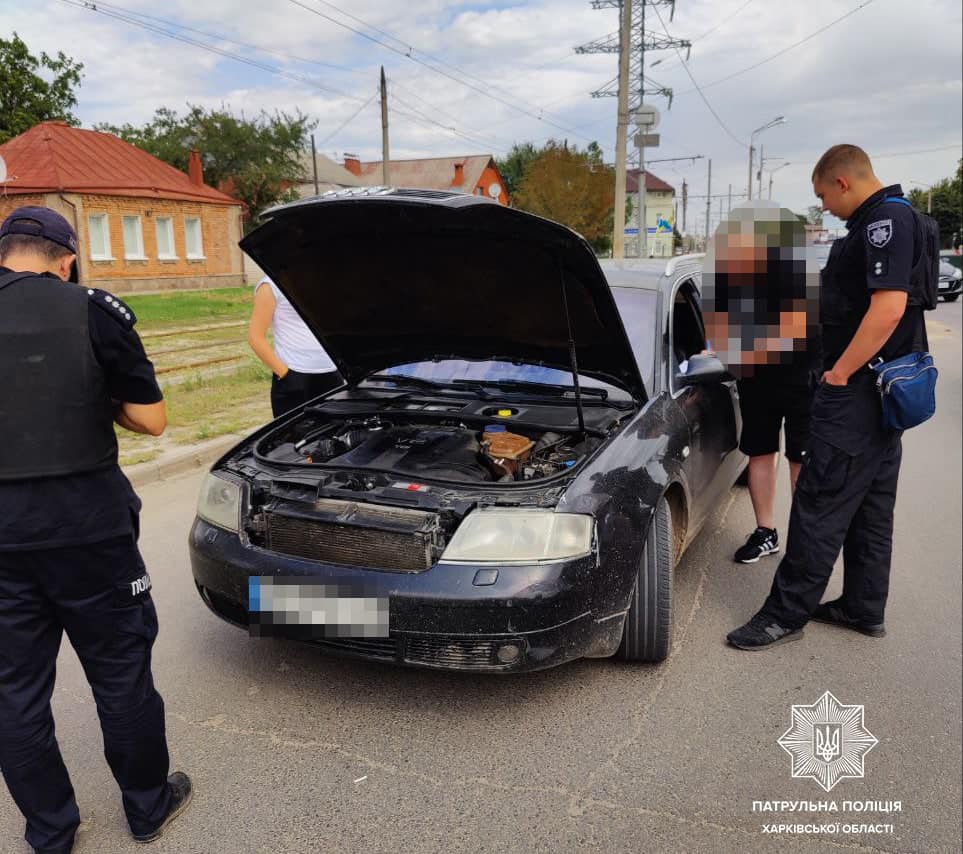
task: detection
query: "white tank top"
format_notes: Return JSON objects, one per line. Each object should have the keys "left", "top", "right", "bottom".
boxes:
{"left": 256, "top": 278, "right": 336, "bottom": 374}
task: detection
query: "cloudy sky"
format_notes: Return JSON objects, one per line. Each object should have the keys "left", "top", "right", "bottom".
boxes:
{"left": 3, "top": 0, "right": 961, "bottom": 231}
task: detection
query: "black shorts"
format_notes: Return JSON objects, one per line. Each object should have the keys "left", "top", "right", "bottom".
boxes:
{"left": 737, "top": 377, "right": 814, "bottom": 462}
{"left": 271, "top": 369, "right": 342, "bottom": 418}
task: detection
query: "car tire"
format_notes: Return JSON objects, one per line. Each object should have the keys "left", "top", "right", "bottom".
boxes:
{"left": 614, "top": 496, "right": 673, "bottom": 663}
{"left": 944, "top": 294, "right": 959, "bottom": 302}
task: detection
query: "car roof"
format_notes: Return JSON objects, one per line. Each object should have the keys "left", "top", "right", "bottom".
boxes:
{"left": 598, "top": 255, "right": 704, "bottom": 291}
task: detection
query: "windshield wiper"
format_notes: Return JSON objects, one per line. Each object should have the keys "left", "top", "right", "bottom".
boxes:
{"left": 363, "top": 374, "right": 493, "bottom": 398}
{"left": 452, "top": 378, "right": 608, "bottom": 400}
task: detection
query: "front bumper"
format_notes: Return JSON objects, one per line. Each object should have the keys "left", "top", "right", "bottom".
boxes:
{"left": 188, "top": 517, "right": 623, "bottom": 672}
{"left": 938, "top": 277, "right": 962, "bottom": 298}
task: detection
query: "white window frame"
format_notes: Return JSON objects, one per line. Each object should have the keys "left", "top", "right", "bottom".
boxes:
{"left": 122, "top": 215, "right": 147, "bottom": 260}
{"left": 155, "top": 216, "right": 177, "bottom": 259}
{"left": 184, "top": 217, "right": 205, "bottom": 260}
{"left": 87, "top": 213, "right": 113, "bottom": 261}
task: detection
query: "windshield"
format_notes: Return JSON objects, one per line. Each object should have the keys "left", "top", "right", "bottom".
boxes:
{"left": 374, "top": 286, "right": 657, "bottom": 401}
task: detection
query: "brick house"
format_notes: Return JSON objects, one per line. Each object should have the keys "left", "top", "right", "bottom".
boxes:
{"left": 0, "top": 122, "right": 244, "bottom": 294}
{"left": 625, "top": 169, "right": 677, "bottom": 258}
{"left": 344, "top": 154, "right": 509, "bottom": 205}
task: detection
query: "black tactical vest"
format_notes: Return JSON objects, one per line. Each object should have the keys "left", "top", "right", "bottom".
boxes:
{"left": 0, "top": 272, "right": 117, "bottom": 480}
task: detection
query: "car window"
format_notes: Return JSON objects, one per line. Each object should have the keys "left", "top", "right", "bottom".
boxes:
{"left": 381, "top": 360, "right": 631, "bottom": 399}
{"left": 670, "top": 279, "right": 707, "bottom": 389}
{"left": 610, "top": 286, "right": 658, "bottom": 392}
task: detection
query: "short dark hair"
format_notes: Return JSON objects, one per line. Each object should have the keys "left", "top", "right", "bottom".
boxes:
{"left": 0, "top": 233, "right": 73, "bottom": 265}
{"left": 811, "top": 144, "right": 874, "bottom": 183}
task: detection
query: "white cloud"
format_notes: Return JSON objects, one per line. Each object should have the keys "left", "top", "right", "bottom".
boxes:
{"left": 2, "top": 0, "right": 959, "bottom": 221}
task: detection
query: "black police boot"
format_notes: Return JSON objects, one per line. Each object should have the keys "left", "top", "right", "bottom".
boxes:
{"left": 34, "top": 843, "right": 74, "bottom": 854}
{"left": 727, "top": 612, "right": 802, "bottom": 650}
{"left": 132, "top": 772, "right": 193, "bottom": 844}
{"left": 812, "top": 599, "right": 886, "bottom": 638}
{"left": 733, "top": 527, "right": 779, "bottom": 563}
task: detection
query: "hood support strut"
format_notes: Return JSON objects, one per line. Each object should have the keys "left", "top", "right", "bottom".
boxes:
{"left": 557, "top": 256, "right": 586, "bottom": 434}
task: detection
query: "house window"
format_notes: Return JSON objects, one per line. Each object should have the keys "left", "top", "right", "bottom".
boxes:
{"left": 88, "top": 214, "right": 112, "bottom": 260}
{"left": 122, "top": 215, "right": 146, "bottom": 260}
{"left": 155, "top": 216, "right": 176, "bottom": 259}
{"left": 184, "top": 217, "right": 204, "bottom": 259}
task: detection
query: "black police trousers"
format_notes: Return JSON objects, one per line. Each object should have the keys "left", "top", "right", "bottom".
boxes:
{"left": 760, "top": 373, "right": 903, "bottom": 629}
{"left": 0, "top": 536, "right": 171, "bottom": 851}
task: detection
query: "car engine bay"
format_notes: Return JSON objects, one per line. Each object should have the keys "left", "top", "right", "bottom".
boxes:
{"left": 257, "top": 415, "right": 597, "bottom": 483}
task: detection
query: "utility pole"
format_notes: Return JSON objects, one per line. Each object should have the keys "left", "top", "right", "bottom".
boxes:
{"left": 727, "top": 183, "right": 732, "bottom": 213}
{"left": 576, "top": 0, "right": 690, "bottom": 257}
{"left": 682, "top": 179, "right": 688, "bottom": 231}
{"left": 747, "top": 143, "right": 754, "bottom": 201}
{"left": 704, "top": 158, "right": 712, "bottom": 248}
{"left": 612, "top": 0, "right": 633, "bottom": 259}
{"left": 310, "top": 134, "right": 319, "bottom": 195}
{"left": 380, "top": 66, "right": 390, "bottom": 186}
{"left": 757, "top": 143, "right": 764, "bottom": 199}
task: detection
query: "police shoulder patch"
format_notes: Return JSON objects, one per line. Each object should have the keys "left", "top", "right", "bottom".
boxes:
{"left": 87, "top": 288, "right": 137, "bottom": 328}
{"left": 866, "top": 219, "right": 893, "bottom": 248}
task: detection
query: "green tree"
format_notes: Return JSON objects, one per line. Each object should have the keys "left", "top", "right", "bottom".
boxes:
{"left": 512, "top": 140, "right": 615, "bottom": 254}
{"left": 0, "top": 33, "right": 84, "bottom": 145}
{"left": 907, "top": 159, "right": 963, "bottom": 248}
{"left": 806, "top": 205, "right": 824, "bottom": 226}
{"left": 98, "top": 105, "right": 316, "bottom": 227}
{"left": 496, "top": 142, "right": 542, "bottom": 198}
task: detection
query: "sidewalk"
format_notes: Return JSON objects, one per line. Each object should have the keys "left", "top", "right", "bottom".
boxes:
{"left": 123, "top": 432, "right": 245, "bottom": 488}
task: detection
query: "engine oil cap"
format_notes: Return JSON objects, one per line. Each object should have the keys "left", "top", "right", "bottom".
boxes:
{"left": 496, "top": 409, "right": 513, "bottom": 417}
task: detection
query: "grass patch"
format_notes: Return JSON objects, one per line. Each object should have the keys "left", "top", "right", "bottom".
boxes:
{"left": 125, "top": 287, "right": 253, "bottom": 331}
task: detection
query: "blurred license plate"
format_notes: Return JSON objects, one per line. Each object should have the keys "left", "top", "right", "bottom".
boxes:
{"left": 247, "top": 577, "right": 389, "bottom": 639}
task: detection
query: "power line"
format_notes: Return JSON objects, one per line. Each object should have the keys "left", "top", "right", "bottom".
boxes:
{"left": 677, "top": 0, "right": 879, "bottom": 94}
{"left": 59, "top": 0, "right": 366, "bottom": 103}
{"left": 316, "top": 91, "right": 379, "bottom": 146}
{"left": 651, "top": 4, "right": 747, "bottom": 149}
{"left": 286, "top": 0, "right": 597, "bottom": 142}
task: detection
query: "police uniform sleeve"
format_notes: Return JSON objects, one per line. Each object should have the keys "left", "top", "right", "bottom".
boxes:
{"left": 863, "top": 202, "right": 916, "bottom": 293}
{"left": 87, "top": 289, "right": 163, "bottom": 404}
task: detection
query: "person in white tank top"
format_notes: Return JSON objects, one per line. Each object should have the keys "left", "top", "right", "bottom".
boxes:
{"left": 247, "top": 276, "right": 342, "bottom": 417}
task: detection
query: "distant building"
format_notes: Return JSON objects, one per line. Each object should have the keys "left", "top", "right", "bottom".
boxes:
{"left": 0, "top": 121, "right": 244, "bottom": 294}
{"left": 344, "top": 154, "right": 509, "bottom": 205}
{"left": 294, "top": 150, "right": 366, "bottom": 197}
{"left": 625, "top": 169, "right": 677, "bottom": 258}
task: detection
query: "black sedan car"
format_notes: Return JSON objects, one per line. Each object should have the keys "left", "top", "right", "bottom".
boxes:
{"left": 189, "top": 189, "right": 744, "bottom": 672}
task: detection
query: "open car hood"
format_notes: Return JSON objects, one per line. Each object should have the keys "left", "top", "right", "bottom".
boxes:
{"left": 240, "top": 190, "right": 647, "bottom": 401}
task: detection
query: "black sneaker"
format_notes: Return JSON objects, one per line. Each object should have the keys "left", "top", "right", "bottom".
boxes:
{"left": 132, "top": 772, "right": 193, "bottom": 844}
{"left": 734, "top": 527, "right": 779, "bottom": 563}
{"left": 727, "top": 613, "right": 802, "bottom": 650}
{"left": 812, "top": 599, "right": 886, "bottom": 638}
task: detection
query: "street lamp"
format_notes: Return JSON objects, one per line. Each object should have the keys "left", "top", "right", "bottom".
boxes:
{"left": 767, "top": 161, "right": 791, "bottom": 200}
{"left": 747, "top": 116, "right": 785, "bottom": 200}
{"left": 908, "top": 179, "right": 933, "bottom": 214}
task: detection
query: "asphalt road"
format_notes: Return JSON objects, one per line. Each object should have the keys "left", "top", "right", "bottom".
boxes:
{"left": 2, "top": 304, "right": 961, "bottom": 854}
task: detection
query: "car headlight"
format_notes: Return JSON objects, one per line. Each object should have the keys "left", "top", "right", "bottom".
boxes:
{"left": 439, "top": 509, "right": 594, "bottom": 564}
{"left": 954, "top": 268, "right": 962, "bottom": 281}
{"left": 196, "top": 472, "right": 242, "bottom": 532}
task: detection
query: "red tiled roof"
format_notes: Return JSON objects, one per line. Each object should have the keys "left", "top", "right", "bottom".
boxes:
{"left": 0, "top": 122, "right": 240, "bottom": 206}
{"left": 355, "top": 155, "right": 495, "bottom": 191}
{"left": 626, "top": 169, "right": 675, "bottom": 193}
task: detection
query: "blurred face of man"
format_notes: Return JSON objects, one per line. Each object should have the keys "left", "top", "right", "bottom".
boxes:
{"left": 813, "top": 175, "right": 858, "bottom": 220}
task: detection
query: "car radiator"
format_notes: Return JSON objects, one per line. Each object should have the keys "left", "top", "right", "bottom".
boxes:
{"left": 264, "top": 498, "right": 442, "bottom": 572}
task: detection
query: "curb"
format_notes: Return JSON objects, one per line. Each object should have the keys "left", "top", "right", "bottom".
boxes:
{"left": 124, "top": 434, "right": 244, "bottom": 489}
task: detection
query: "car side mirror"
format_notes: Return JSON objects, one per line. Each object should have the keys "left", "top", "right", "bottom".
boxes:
{"left": 677, "top": 352, "right": 730, "bottom": 387}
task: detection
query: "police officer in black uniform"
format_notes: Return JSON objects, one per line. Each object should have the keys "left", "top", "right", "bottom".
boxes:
{"left": 727, "top": 144, "right": 927, "bottom": 649}
{"left": 0, "top": 207, "right": 192, "bottom": 853}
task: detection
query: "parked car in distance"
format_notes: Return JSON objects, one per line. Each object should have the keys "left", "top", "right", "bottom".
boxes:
{"left": 188, "top": 189, "right": 746, "bottom": 673}
{"left": 938, "top": 252, "right": 963, "bottom": 302}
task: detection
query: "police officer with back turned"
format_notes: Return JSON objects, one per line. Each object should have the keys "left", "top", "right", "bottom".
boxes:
{"left": 0, "top": 207, "right": 192, "bottom": 853}
{"left": 727, "top": 145, "right": 928, "bottom": 650}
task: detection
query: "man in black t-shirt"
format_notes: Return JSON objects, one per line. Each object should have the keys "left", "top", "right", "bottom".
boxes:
{"left": 0, "top": 207, "right": 192, "bottom": 853}
{"left": 728, "top": 145, "right": 927, "bottom": 650}
{"left": 703, "top": 206, "right": 822, "bottom": 565}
